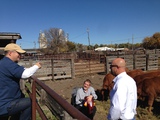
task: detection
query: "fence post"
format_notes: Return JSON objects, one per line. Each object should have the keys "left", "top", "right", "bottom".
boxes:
{"left": 32, "top": 80, "right": 36, "bottom": 120}
{"left": 133, "top": 54, "right": 135, "bottom": 69}
{"left": 20, "top": 79, "right": 26, "bottom": 94}
{"left": 146, "top": 54, "right": 149, "bottom": 71}
{"left": 51, "top": 59, "right": 55, "bottom": 81}
{"left": 88, "top": 58, "right": 91, "bottom": 75}
{"left": 71, "top": 58, "right": 75, "bottom": 79}
{"left": 29, "top": 59, "right": 32, "bottom": 66}
{"left": 105, "top": 57, "right": 109, "bottom": 73}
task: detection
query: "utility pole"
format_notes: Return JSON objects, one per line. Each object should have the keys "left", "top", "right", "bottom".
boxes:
{"left": 87, "top": 28, "right": 91, "bottom": 76}
{"left": 33, "top": 41, "right": 36, "bottom": 50}
{"left": 132, "top": 34, "right": 134, "bottom": 50}
{"left": 66, "top": 33, "right": 69, "bottom": 41}
{"left": 128, "top": 39, "right": 130, "bottom": 49}
{"left": 87, "top": 28, "right": 90, "bottom": 50}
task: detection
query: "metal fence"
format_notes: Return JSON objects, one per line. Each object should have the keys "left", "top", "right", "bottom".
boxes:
{"left": 27, "top": 76, "right": 90, "bottom": 120}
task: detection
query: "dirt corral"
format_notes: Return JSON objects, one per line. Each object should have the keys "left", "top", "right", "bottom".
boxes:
{"left": 44, "top": 73, "right": 104, "bottom": 102}
{"left": 44, "top": 73, "right": 160, "bottom": 120}
{"left": 44, "top": 73, "right": 106, "bottom": 120}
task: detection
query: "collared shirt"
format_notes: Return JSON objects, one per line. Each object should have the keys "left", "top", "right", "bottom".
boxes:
{"left": 0, "top": 57, "right": 24, "bottom": 115}
{"left": 76, "top": 86, "right": 97, "bottom": 106}
{"left": 0, "top": 57, "right": 39, "bottom": 115}
{"left": 107, "top": 72, "right": 137, "bottom": 120}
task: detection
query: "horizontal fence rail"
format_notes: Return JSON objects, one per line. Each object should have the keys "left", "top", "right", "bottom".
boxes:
{"left": 19, "top": 59, "right": 105, "bottom": 80}
{"left": 30, "top": 76, "right": 90, "bottom": 120}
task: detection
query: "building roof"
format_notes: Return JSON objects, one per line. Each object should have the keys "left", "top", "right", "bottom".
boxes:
{"left": 0, "top": 32, "right": 22, "bottom": 39}
{"left": 95, "top": 47, "right": 115, "bottom": 51}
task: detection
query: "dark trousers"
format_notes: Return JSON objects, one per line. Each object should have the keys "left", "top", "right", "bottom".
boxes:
{"left": 7, "top": 98, "right": 31, "bottom": 120}
{"left": 75, "top": 105, "right": 96, "bottom": 120}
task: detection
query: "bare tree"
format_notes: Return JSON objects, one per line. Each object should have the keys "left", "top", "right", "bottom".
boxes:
{"left": 44, "top": 28, "right": 68, "bottom": 54}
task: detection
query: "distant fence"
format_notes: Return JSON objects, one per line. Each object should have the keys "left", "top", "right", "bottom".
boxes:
{"left": 19, "top": 59, "right": 105, "bottom": 80}
{"left": 104, "top": 49, "right": 160, "bottom": 73}
{"left": 18, "top": 49, "right": 160, "bottom": 80}
{"left": 74, "top": 60, "right": 105, "bottom": 76}
{"left": 104, "top": 54, "right": 159, "bottom": 73}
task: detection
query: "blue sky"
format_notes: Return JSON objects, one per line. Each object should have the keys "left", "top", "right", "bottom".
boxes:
{"left": 1, "top": 0, "right": 160, "bottom": 49}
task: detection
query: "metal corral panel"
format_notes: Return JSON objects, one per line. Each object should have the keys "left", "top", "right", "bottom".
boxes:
{"left": 119, "top": 55, "right": 134, "bottom": 70}
{"left": 134, "top": 54, "right": 146, "bottom": 71}
{"left": 146, "top": 49, "right": 156, "bottom": 54}
{"left": 19, "top": 59, "right": 72, "bottom": 80}
{"left": 147, "top": 54, "right": 158, "bottom": 70}
{"left": 105, "top": 56, "right": 117, "bottom": 73}
{"left": 105, "top": 55, "right": 134, "bottom": 72}
{"left": 74, "top": 61, "right": 105, "bottom": 76}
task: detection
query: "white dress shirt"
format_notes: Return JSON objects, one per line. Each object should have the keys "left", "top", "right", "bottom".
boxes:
{"left": 21, "top": 65, "right": 39, "bottom": 78}
{"left": 107, "top": 72, "right": 137, "bottom": 120}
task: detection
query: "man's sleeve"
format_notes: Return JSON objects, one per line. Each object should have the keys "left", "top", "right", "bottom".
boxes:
{"left": 91, "top": 87, "right": 98, "bottom": 99}
{"left": 75, "top": 89, "right": 82, "bottom": 105}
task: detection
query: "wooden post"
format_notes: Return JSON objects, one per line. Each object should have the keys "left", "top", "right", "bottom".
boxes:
{"left": 40, "top": 89, "right": 46, "bottom": 105}
{"left": 88, "top": 58, "right": 91, "bottom": 75}
{"left": 146, "top": 54, "right": 149, "bottom": 71}
{"left": 105, "top": 57, "right": 109, "bottom": 73}
{"left": 19, "top": 79, "right": 25, "bottom": 94}
{"left": 29, "top": 59, "right": 32, "bottom": 67}
{"left": 133, "top": 54, "right": 135, "bottom": 69}
{"left": 71, "top": 58, "right": 75, "bottom": 79}
{"left": 51, "top": 59, "right": 55, "bottom": 81}
{"left": 32, "top": 80, "right": 36, "bottom": 120}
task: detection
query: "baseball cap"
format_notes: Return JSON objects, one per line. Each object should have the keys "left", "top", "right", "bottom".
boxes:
{"left": 4, "top": 43, "right": 26, "bottom": 53}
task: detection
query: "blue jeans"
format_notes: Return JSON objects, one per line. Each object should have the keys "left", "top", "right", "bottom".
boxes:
{"left": 7, "top": 98, "right": 31, "bottom": 120}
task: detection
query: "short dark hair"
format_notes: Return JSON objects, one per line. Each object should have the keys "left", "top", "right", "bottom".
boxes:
{"left": 84, "top": 79, "right": 92, "bottom": 84}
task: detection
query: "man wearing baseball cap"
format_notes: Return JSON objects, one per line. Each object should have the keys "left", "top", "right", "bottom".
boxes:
{"left": 0, "top": 43, "right": 41, "bottom": 120}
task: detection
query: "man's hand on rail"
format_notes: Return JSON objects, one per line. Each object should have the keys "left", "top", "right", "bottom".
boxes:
{"left": 35, "top": 62, "right": 42, "bottom": 69}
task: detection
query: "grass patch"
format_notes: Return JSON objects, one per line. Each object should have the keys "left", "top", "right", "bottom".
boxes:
{"left": 95, "top": 99, "right": 160, "bottom": 120}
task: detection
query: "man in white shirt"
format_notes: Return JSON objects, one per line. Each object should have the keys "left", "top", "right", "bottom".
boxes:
{"left": 107, "top": 58, "right": 137, "bottom": 120}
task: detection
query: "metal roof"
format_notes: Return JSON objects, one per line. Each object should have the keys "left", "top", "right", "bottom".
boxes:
{"left": 0, "top": 32, "right": 22, "bottom": 39}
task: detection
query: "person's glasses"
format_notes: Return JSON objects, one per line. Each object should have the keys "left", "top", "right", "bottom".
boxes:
{"left": 13, "top": 51, "right": 21, "bottom": 55}
{"left": 110, "top": 65, "right": 119, "bottom": 68}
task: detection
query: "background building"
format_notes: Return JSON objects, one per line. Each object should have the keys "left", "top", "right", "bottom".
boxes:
{"left": 38, "top": 31, "right": 47, "bottom": 49}
{"left": 0, "top": 32, "right": 22, "bottom": 59}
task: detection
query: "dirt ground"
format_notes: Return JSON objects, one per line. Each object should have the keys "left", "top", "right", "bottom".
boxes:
{"left": 43, "top": 73, "right": 160, "bottom": 120}
{"left": 44, "top": 73, "right": 106, "bottom": 120}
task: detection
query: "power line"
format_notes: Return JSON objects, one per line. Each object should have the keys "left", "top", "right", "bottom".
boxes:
{"left": 69, "top": 32, "right": 86, "bottom": 40}
{"left": 108, "top": 35, "right": 152, "bottom": 44}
